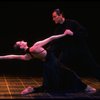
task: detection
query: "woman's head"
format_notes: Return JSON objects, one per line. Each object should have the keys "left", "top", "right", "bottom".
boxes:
{"left": 14, "top": 40, "right": 28, "bottom": 50}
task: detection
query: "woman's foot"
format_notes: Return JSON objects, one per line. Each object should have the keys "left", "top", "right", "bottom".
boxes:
{"left": 21, "top": 86, "right": 34, "bottom": 95}
{"left": 21, "top": 86, "right": 45, "bottom": 95}
{"left": 85, "top": 85, "right": 96, "bottom": 94}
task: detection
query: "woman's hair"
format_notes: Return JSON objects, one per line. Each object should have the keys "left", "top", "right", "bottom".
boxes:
{"left": 13, "top": 42, "right": 25, "bottom": 53}
{"left": 13, "top": 43, "right": 20, "bottom": 50}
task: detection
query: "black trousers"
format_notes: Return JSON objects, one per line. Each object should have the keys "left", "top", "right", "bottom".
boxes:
{"left": 42, "top": 50, "right": 87, "bottom": 93}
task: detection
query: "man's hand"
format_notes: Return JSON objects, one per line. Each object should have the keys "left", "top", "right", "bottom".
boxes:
{"left": 64, "top": 29, "right": 73, "bottom": 36}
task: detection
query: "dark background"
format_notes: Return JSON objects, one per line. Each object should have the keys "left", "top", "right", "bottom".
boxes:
{"left": 0, "top": 1, "right": 100, "bottom": 76}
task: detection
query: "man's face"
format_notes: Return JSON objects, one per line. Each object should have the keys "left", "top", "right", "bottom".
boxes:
{"left": 52, "top": 11, "right": 62, "bottom": 24}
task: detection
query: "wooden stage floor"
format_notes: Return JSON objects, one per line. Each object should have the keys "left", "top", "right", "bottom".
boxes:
{"left": 0, "top": 74, "right": 100, "bottom": 99}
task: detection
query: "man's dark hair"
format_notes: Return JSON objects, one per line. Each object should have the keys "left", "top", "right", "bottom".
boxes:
{"left": 54, "top": 8, "right": 63, "bottom": 16}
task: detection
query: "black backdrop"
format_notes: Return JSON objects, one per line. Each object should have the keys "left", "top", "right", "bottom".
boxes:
{"left": 0, "top": 1, "right": 100, "bottom": 76}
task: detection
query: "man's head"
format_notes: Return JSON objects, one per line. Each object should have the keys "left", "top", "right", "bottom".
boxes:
{"left": 52, "top": 8, "right": 65, "bottom": 24}
{"left": 14, "top": 40, "right": 28, "bottom": 50}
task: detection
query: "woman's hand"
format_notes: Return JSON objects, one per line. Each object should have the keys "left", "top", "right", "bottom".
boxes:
{"left": 64, "top": 29, "right": 73, "bottom": 36}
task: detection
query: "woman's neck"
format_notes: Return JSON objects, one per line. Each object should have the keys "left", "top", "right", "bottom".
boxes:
{"left": 24, "top": 46, "right": 29, "bottom": 51}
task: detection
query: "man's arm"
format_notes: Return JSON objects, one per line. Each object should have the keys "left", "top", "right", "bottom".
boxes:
{"left": 34, "top": 29, "right": 73, "bottom": 47}
{"left": 0, "top": 54, "right": 32, "bottom": 61}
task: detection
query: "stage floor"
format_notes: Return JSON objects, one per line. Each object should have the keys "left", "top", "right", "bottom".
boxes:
{"left": 0, "top": 74, "right": 100, "bottom": 99}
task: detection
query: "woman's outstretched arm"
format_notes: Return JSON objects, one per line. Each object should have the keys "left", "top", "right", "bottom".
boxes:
{"left": 0, "top": 54, "right": 32, "bottom": 61}
{"left": 34, "top": 29, "right": 73, "bottom": 47}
